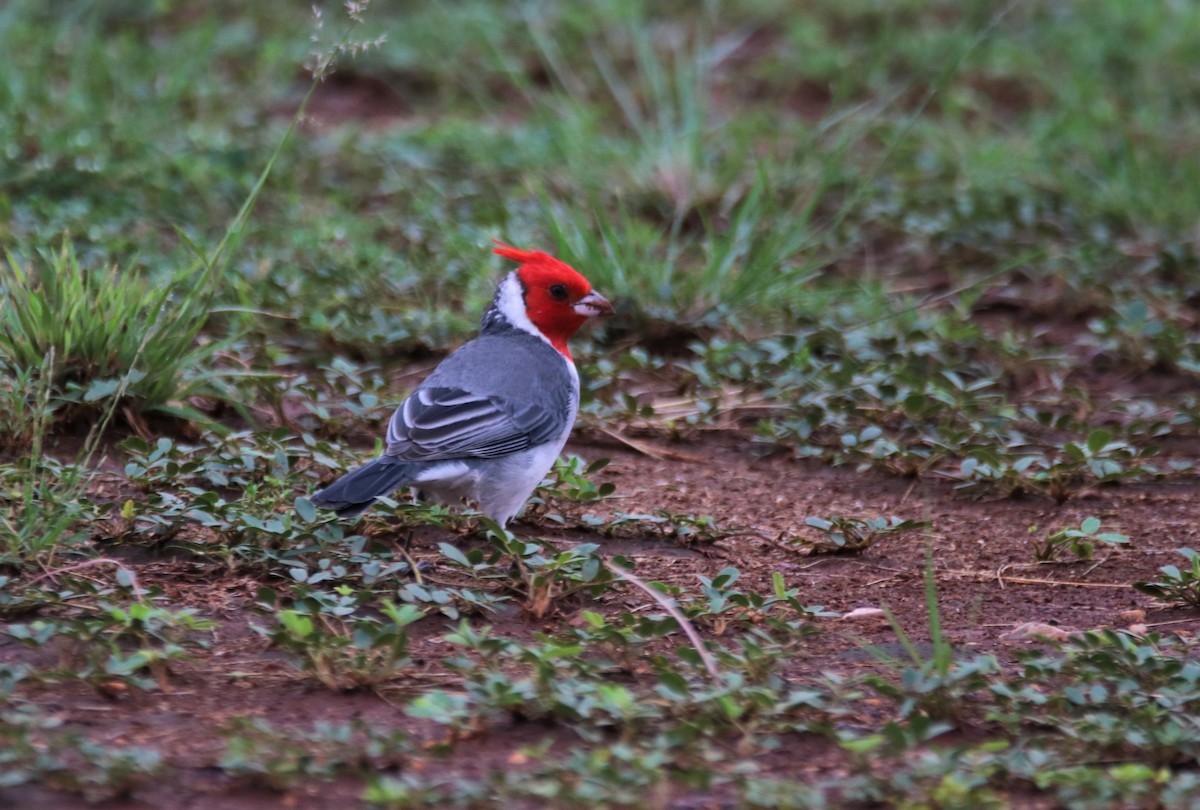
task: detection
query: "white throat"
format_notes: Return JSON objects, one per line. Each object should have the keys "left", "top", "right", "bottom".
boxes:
{"left": 493, "top": 272, "right": 551, "bottom": 346}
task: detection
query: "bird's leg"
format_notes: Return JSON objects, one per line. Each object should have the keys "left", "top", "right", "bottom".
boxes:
{"left": 400, "top": 528, "right": 416, "bottom": 555}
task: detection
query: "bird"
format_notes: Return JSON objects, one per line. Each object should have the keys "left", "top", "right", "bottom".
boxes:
{"left": 310, "top": 240, "right": 614, "bottom": 527}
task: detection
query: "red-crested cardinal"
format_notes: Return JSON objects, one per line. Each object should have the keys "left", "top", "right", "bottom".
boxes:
{"left": 310, "top": 241, "right": 613, "bottom": 526}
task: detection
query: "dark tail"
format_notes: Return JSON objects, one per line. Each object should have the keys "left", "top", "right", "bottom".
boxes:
{"left": 310, "top": 456, "right": 416, "bottom": 518}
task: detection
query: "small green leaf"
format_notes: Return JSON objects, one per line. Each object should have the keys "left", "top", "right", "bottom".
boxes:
{"left": 439, "top": 543, "right": 473, "bottom": 568}
{"left": 840, "top": 734, "right": 885, "bottom": 753}
{"left": 657, "top": 671, "right": 689, "bottom": 696}
{"left": 294, "top": 496, "right": 317, "bottom": 523}
{"left": 381, "top": 600, "right": 425, "bottom": 628}
{"left": 580, "top": 555, "right": 601, "bottom": 582}
{"left": 277, "top": 610, "right": 313, "bottom": 638}
{"left": 83, "top": 378, "right": 120, "bottom": 402}
{"left": 772, "top": 571, "right": 786, "bottom": 599}
{"left": 405, "top": 691, "right": 468, "bottom": 721}
{"left": 1086, "top": 429, "right": 1113, "bottom": 455}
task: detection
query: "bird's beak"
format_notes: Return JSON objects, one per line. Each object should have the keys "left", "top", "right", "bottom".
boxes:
{"left": 573, "top": 290, "right": 615, "bottom": 318}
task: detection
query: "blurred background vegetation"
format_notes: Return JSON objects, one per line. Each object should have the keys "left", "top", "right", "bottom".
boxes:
{"left": 2, "top": 0, "right": 1199, "bottom": 447}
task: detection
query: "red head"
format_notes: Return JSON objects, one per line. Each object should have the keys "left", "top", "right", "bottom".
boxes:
{"left": 492, "top": 240, "right": 613, "bottom": 358}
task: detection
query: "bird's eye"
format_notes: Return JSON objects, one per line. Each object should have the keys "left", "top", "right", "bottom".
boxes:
{"left": 548, "top": 283, "right": 569, "bottom": 301}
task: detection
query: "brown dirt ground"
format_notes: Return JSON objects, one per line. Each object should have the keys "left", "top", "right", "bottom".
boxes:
{"left": 4, "top": 427, "right": 1199, "bottom": 809}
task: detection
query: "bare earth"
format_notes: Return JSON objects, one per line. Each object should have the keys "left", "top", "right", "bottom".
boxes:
{"left": 4, "top": 425, "right": 1199, "bottom": 808}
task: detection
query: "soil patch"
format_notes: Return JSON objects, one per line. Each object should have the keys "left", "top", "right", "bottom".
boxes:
{"left": 3, "top": 430, "right": 1199, "bottom": 808}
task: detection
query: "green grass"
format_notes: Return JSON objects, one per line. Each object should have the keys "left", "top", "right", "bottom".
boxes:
{"left": 0, "top": 243, "right": 235, "bottom": 425}
{"left": 3, "top": 0, "right": 1200, "bottom": 805}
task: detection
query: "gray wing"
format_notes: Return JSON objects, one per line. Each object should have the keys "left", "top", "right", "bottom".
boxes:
{"left": 385, "top": 386, "right": 565, "bottom": 461}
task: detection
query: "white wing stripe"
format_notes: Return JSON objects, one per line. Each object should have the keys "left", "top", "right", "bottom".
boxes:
{"left": 412, "top": 402, "right": 499, "bottom": 431}
{"left": 385, "top": 384, "right": 550, "bottom": 462}
{"left": 430, "top": 392, "right": 484, "bottom": 406}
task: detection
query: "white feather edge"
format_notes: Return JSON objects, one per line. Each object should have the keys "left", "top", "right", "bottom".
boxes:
{"left": 492, "top": 272, "right": 547, "bottom": 344}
